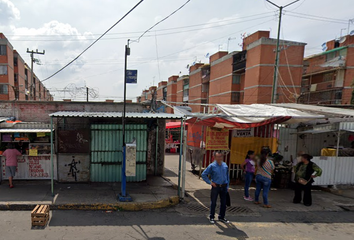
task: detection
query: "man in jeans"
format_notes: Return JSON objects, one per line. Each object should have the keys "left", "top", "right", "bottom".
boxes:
{"left": 202, "top": 151, "right": 230, "bottom": 224}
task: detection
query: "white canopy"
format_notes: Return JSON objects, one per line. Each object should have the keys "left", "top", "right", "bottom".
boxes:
{"left": 217, "top": 104, "right": 325, "bottom": 124}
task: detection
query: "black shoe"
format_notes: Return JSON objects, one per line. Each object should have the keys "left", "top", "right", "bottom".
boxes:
{"left": 209, "top": 218, "right": 215, "bottom": 224}
{"left": 218, "top": 218, "right": 230, "bottom": 223}
{"left": 304, "top": 204, "right": 311, "bottom": 207}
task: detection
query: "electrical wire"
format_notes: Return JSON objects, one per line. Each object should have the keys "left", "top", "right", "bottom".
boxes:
{"left": 287, "top": 11, "right": 348, "bottom": 22}
{"left": 6, "top": 12, "right": 273, "bottom": 38}
{"left": 133, "top": 0, "right": 192, "bottom": 42}
{"left": 10, "top": 15, "right": 276, "bottom": 42}
{"left": 41, "top": 0, "right": 144, "bottom": 82}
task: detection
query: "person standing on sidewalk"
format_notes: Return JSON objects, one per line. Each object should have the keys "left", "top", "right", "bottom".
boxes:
{"left": 254, "top": 148, "right": 275, "bottom": 208}
{"left": 241, "top": 150, "right": 255, "bottom": 201}
{"left": 293, "top": 154, "right": 322, "bottom": 206}
{"left": 201, "top": 150, "right": 230, "bottom": 224}
{"left": 2, "top": 143, "right": 21, "bottom": 188}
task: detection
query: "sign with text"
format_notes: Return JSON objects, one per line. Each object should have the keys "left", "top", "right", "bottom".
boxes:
{"left": 205, "top": 127, "right": 229, "bottom": 150}
{"left": 126, "top": 143, "right": 137, "bottom": 177}
{"left": 126, "top": 70, "right": 138, "bottom": 84}
{"left": 232, "top": 128, "right": 254, "bottom": 137}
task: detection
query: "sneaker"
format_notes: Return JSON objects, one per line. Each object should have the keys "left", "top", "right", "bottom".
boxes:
{"left": 244, "top": 196, "right": 253, "bottom": 201}
{"left": 218, "top": 218, "right": 230, "bottom": 223}
{"left": 209, "top": 218, "right": 215, "bottom": 224}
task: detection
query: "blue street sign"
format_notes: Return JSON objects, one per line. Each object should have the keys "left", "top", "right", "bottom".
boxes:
{"left": 126, "top": 70, "right": 137, "bottom": 84}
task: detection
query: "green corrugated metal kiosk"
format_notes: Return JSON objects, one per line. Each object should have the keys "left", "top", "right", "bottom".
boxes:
{"left": 49, "top": 111, "right": 183, "bottom": 184}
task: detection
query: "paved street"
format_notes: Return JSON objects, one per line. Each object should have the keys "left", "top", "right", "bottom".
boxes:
{"left": 0, "top": 209, "right": 354, "bottom": 240}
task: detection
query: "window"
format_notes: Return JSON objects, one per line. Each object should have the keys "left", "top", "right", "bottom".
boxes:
{"left": 14, "top": 74, "right": 18, "bottom": 83}
{"left": 202, "top": 83, "right": 209, "bottom": 93}
{"left": 0, "top": 84, "right": 8, "bottom": 94}
{"left": 334, "top": 90, "right": 342, "bottom": 100}
{"left": 323, "top": 72, "right": 334, "bottom": 82}
{"left": 0, "top": 65, "right": 7, "bottom": 75}
{"left": 14, "top": 57, "right": 18, "bottom": 66}
{"left": 232, "top": 74, "right": 241, "bottom": 84}
{"left": 162, "top": 87, "right": 167, "bottom": 101}
{"left": 231, "top": 92, "right": 240, "bottom": 102}
{"left": 326, "top": 52, "right": 336, "bottom": 62}
{"left": 0, "top": 45, "right": 6, "bottom": 55}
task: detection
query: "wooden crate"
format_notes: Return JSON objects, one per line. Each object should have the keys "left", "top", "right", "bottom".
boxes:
{"left": 31, "top": 205, "right": 50, "bottom": 227}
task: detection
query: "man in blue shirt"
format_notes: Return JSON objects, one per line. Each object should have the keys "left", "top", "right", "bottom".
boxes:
{"left": 201, "top": 150, "right": 230, "bottom": 224}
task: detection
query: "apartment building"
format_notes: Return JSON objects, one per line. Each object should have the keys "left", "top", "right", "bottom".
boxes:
{"left": 299, "top": 34, "right": 354, "bottom": 105}
{"left": 138, "top": 30, "right": 306, "bottom": 112}
{"left": 0, "top": 33, "right": 52, "bottom": 101}
{"left": 156, "top": 81, "right": 167, "bottom": 101}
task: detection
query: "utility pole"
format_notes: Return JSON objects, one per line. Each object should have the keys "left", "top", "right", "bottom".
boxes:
{"left": 119, "top": 39, "right": 132, "bottom": 202}
{"left": 27, "top": 48, "right": 45, "bottom": 100}
{"left": 266, "top": 0, "right": 300, "bottom": 104}
{"left": 86, "top": 87, "right": 89, "bottom": 102}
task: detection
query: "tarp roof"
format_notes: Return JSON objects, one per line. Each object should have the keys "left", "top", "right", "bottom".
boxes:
{"left": 166, "top": 122, "right": 188, "bottom": 129}
{"left": 0, "top": 117, "right": 9, "bottom": 123}
{"left": 217, "top": 104, "right": 324, "bottom": 124}
{"left": 49, "top": 111, "right": 183, "bottom": 119}
{"left": 273, "top": 104, "right": 354, "bottom": 119}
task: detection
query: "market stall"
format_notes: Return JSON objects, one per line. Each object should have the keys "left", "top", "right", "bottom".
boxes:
{"left": 0, "top": 122, "right": 57, "bottom": 181}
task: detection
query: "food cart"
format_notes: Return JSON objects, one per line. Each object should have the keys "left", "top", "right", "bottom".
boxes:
{"left": 0, "top": 122, "right": 57, "bottom": 181}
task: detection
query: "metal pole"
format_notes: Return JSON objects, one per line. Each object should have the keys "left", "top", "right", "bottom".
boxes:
{"left": 267, "top": 0, "right": 300, "bottom": 103}
{"left": 334, "top": 130, "right": 341, "bottom": 188}
{"left": 50, "top": 117, "right": 54, "bottom": 197}
{"left": 177, "top": 119, "right": 184, "bottom": 198}
{"left": 271, "top": 6, "right": 283, "bottom": 104}
{"left": 119, "top": 40, "right": 132, "bottom": 202}
{"left": 30, "top": 52, "right": 34, "bottom": 100}
{"left": 155, "top": 119, "right": 159, "bottom": 176}
{"left": 181, "top": 121, "right": 187, "bottom": 199}
{"left": 86, "top": 87, "right": 89, "bottom": 102}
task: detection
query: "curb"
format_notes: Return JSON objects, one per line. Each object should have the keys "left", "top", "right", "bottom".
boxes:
{"left": 0, "top": 196, "right": 180, "bottom": 211}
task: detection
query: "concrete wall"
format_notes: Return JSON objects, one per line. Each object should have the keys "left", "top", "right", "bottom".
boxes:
{"left": 58, "top": 154, "right": 90, "bottom": 182}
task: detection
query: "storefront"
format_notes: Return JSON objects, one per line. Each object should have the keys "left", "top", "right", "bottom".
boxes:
{"left": 0, "top": 122, "right": 57, "bottom": 181}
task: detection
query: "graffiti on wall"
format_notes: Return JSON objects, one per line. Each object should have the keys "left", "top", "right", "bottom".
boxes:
{"left": 65, "top": 156, "right": 81, "bottom": 181}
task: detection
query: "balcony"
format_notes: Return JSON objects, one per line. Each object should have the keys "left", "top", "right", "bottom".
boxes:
{"left": 233, "top": 50, "right": 246, "bottom": 73}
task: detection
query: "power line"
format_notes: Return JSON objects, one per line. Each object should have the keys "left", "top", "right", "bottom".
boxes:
{"left": 287, "top": 11, "right": 348, "bottom": 22}
{"left": 7, "top": 12, "right": 274, "bottom": 38}
{"left": 41, "top": 0, "right": 144, "bottom": 82}
{"left": 134, "top": 0, "right": 192, "bottom": 42}
{"left": 9, "top": 14, "right": 276, "bottom": 42}
{"left": 51, "top": 17, "right": 275, "bottom": 86}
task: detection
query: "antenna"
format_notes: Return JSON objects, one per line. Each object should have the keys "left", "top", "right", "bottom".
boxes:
{"left": 340, "top": 28, "right": 347, "bottom": 37}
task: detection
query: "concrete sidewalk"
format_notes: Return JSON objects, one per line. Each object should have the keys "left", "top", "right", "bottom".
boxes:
{"left": 0, "top": 176, "right": 179, "bottom": 211}
{"left": 164, "top": 154, "right": 354, "bottom": 213}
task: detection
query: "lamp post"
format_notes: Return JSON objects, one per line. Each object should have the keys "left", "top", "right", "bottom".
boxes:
{"left": 266, "top": 0, "right": 300, "bottom": 103}
{"left": 118, "top": 39, "right": 132, "bottom": 202}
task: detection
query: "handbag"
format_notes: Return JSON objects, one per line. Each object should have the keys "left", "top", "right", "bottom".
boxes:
{"left": 298, "top": 178, "right": 309, "bottom": 185}
{"left": 226, "top": 192, "right": 231, "bottom": 207}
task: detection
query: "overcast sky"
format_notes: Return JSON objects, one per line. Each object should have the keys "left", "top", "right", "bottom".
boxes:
{"left": 1, "top": 0, "right": 353, "bottom": 101}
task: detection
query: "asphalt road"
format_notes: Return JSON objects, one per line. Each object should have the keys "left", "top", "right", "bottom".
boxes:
{"left": 1, "top": 207, "right": 354, "bottom": 240}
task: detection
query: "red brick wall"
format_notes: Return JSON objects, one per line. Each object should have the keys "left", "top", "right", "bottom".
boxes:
{"left": 242, "top": 31, "right": 270, "bottom": 51}
{"left": 209, "top": 55, "right": 233, "bottom": 104}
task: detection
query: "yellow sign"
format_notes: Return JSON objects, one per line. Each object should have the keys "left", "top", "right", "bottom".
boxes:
{"left": 205, "top": 127, "right": 229, "bottom": 150}
{"left": 37, "top": 132, "right": 46, "bottom": 137}
{"left": 29, "top": 149, "right": 38, "bottom": 156}
{"left": 230, "top": 137, "right": 278, "bottom": 164}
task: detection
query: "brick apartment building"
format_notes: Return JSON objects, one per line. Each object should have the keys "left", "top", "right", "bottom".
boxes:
{"left": 299, "top": 34, "right": 354, "bottom": 105}
{"left": 138, "top": 30, "right": 306, "bottom": 113}
{"left": 0, "top": 33, "right": 52, "bottom": 101}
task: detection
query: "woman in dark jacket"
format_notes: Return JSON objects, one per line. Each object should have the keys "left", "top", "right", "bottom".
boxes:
{"left": 293, "top": 154, "right": 322, "bottom": 206}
